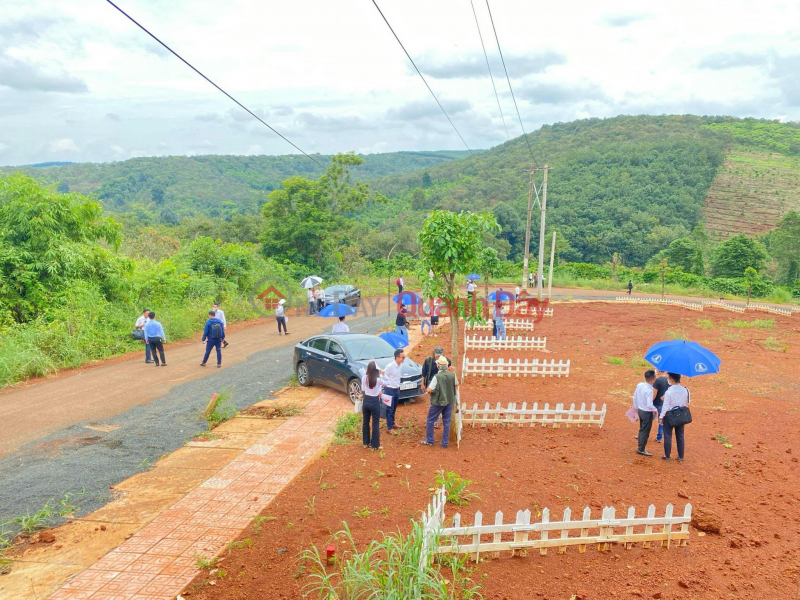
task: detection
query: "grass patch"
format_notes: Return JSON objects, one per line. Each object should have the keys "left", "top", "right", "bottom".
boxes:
{"left": 605, "top": 356, "right": 625, "bottom": 366}
{"left": 8, "top": 492, "right": 83, "bottom": 537}
{"left": 665, "top": 327, "right": 688, "bottom": 340}
{"left": 195, "top": 555, "right": 218, "bottom": 569}
{"left": 628, "top": 356, "right": 650, "bottom": 370}
{"left": 203, "top": 389, "right": 238, "bottom": 429}
{"left": 436, "top": 470, "right": 480, "bottom": 506}
{"left": 715, "top": 434, "right": 733, "bottom": 449}
{"left": 302, "top": 522, "right": 481, "bottom": 599}
{"left": 332, "top": 413, "right": 360, "bottom": 444}
{"left": 760, "top": 337, "right": 788, "bottom": 352}
{"left": 727, "top": 319, "right": 775, "bottom": 329}
{"left": 696, "top": 319, "right": 714, "bottom": 330}
{"left": 720, "top": 328, "right": 742, "bottom": 342}
{"left": 353, "top": 506, "right": 373, "bottom": 519}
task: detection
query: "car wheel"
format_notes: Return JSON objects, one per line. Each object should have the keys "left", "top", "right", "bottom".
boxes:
{"left": 296, "top": 362, "right": 312, "bottom": 386}
{"left": 347, "top": 378, "right": 362, "bottom": 405}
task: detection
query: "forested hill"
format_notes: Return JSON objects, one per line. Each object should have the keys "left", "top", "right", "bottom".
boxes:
{"left": 366, "top": 115, "right": 800, "bottom": 266}
{"left": 0, "top": 150, "right": 471, "bottom": 220}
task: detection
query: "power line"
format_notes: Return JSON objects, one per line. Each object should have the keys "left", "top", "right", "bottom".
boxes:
{"left": 104, "top": 0, "right": 323, "bottom": 167}
{"left": 370, "top": 0, "right": 477, "bottom": 159}
{"left": 469, "top": 0, "right": 510, "bottom": 142}
{"left": 484, "top": 0, "right": 539, "bottom": 167}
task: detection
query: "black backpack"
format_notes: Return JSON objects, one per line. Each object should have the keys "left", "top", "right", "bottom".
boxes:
{"left": 210, "top": 321, "right": 223, "bottom": 339}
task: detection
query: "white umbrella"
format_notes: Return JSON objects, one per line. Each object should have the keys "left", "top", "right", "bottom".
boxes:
{"left": 301, "top": 276, "right": 323, "bottom": 289}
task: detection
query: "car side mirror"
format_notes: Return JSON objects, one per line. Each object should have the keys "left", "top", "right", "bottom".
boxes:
{"left": 332, "top": 354, "right": 346, "bottom": 361}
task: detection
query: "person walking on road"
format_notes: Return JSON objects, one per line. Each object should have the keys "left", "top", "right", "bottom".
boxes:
{"left": 212, "top": 302, "right": 228, "bottom": 348}
{"left": 660, "top": 373, "right": 690, "bottom": 462}
{"left": 652, "top": 370, "right": 669, "bottom": 443}
{"left": 396, "top": 274, "right": 404, "bottom": 296}
{"left": 135, "top": 309, "right": 153, "bottom": 363}
{"left": 361, "top": 361, "right": 384, "bottom": 450}
{"left": 143, "top": 312, "right": 167, "bottom": 366}
{"left": 201, "top": 310, "right": 225, "bottom": 368}
{"left": 627, "top": 280, "right": 633, "bottom": 295}
{"left": 421, "top": 355, "right": 458, "bottom": 448}
{"left": 381, "top": 349, "right": 405, "bottom": 435}
{"left": 633, "top": 370, "right": 658, "bottom": 456}
{"left": 395, "top": 305, "right": 409, "bottom": 337}
{"left": 275, "top": 298, "right": 288, "bottom": 335}
{"left": 331, "top": 315, "right": 349, "bottom": 333}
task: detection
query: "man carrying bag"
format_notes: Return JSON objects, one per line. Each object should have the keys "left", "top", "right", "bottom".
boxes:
{"left": 659, "top": 372, "right": 692, "bottom": 462}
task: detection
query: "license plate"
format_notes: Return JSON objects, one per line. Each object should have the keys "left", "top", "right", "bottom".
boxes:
{"left": 400, "top": 381, "right": 417, "bottom": 390}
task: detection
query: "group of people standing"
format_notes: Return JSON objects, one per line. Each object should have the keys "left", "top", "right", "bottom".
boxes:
{"left": 133, "top": 302, "right": 229, "bottom": 368}
{"left": 633, "top": 369, "right": 690, "bottom": 461}
{"left": 307, "top": 286, "right": 325, "bottom": 315}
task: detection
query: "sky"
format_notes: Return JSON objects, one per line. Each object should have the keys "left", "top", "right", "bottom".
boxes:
{"left": 1, "top": 0, "right": 799, "bottom": 165}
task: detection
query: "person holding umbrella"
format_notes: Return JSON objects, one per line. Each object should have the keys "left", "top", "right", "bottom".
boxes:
{"left": 301, "top": 276, "right": 323, "bottom": 315}
{"left": 660, "top": 373, "right": 690, "bottom": 462}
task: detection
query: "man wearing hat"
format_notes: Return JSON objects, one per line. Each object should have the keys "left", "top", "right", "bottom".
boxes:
{"left": 275, "top": 298, "right": 288, "bottom": 335}
{"left": 421, "top": 355, "right": 458, "bottom": 448}
{"left": 421, "top": 346, "right": 451, "bottom": 389}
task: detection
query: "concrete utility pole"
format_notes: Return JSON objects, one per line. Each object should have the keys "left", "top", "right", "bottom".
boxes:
{"left": 547, "top": 230, "right": 556, "bottom": 299}
{"left": 522, "top": 166, "right": 534, "bottom": 289}
{"left": 536, "top": 165, "right": 549, "bottom": 301}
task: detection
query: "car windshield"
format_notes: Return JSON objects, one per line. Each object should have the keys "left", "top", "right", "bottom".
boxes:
{"left": 342, "top": 338, "right": 395, "bottom": 360}
{"left": 325, "top": 285, "right": 348, "bottom": 295}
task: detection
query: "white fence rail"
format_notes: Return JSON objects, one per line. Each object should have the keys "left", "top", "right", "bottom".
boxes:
{"left": 461, "top": 401, "right": 605, "bottom": 429}
{"left": 461, "top": 356, "right": 570, "bottom": 378}
{"left": 616, "top": 297, "right": 704, "bottom": 311}
{"left": 465, "top": 335, "right": 547, "bottom": 351}
{"left": 419, "top": 487, "right": 447, "bottom": 569}
{"left": 700, "top": 300, "right": 746, "bottom": 313}
{"left": 466, "top": 319, "right": 536, "bottom": 332}
{"left": 434, "top": 503, "right": 692, "bottom": 560}
{"left": 749, "top": 303, "right": 793, "bottom": 317}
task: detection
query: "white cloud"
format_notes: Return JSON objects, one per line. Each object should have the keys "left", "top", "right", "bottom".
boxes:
{"left": 48, "top": 138, "right": 79, "bottom": 153}
{"left": 247, "top": 144, "right": 264, "bottom": 154}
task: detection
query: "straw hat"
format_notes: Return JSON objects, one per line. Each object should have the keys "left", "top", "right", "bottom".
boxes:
{"left": 435, "top": 355, "right": 449, "bottom": 368}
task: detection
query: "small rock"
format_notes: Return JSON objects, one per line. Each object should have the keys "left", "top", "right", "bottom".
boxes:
{"left": 277, "top": 548, "right": 287, "bottom": 554}
{"left": 678, "top": 580, "right": 690, "bottom": 589}
{"left": 100, "top": 525, "right": 107, "bottom": 531}
{"left": 38, "top": 531, "right": 56, "bottom": 544}
{"left": 653, "top": 593, "right": 663, "bottom": 599}
{"left": 691, "top": 506, "right": 724, "bottom": 534}
{"left": 677, "top": 491, "right": 690, "bottom": 499}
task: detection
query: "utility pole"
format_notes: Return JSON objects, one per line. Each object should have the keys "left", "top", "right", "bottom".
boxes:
{"left": 536, "top": 165, "right": 549, "bottom": 301}
{"left": 522, "top": 166, "right": 534, "bottom": 289}
{"left": 547, "top": 230, "right": 556, "bottom": 299}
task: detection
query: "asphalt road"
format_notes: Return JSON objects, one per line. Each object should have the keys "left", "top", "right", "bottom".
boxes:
{"left": 0, "top": 311, "right": 392, "bottom": 526}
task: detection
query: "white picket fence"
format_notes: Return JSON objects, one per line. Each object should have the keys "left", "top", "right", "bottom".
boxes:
{"left": 464, "top": 335, "right": 547, "bottom": 351}
{"left": 749, "top": 303, "right": 793, "bottom": 317}
{"left": 616, "top": 297, "right": 704, "bottom": 312}
{"left": 460, "top": 401, "right": 606, "bottom": 429}
{"left": 419, "top": 487, "right": 447, "bottom": 569}
{"left": 701, "top": 300, "right": 746, "bottom": 313}
{"left": 433, "top": 503, "right": 692, "bottom": 560}
{"left": 461, "top": 356, "right": 570, "bottom": 378}
{"left": 466, "top": 318, "right": 535, "bottom": 332}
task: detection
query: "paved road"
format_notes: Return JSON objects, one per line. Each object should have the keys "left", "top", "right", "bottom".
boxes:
{"left": 0, "top": 309, "right": 394, "bottom": 523}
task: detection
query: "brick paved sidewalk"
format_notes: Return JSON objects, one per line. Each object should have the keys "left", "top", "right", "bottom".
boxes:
{"left": 47, "top": 388, "right": 348, "bottom": 600}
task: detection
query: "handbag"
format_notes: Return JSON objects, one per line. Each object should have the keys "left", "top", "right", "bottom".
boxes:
{"left": 665, "top": 405, "right": 692, "bottom": 427}
{"left": 131, "top": 330, "right": 145, "bottom": 341}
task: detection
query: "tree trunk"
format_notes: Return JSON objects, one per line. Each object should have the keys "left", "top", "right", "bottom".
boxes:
{"left": 747, "top": 286, "right": 751, "bottom": 307}
{"left": 447, "top": 273, "right": 458, "bottom": 446}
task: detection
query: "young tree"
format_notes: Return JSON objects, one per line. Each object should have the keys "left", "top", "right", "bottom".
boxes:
{"left": 419, "top": 210, "right": 499, "bottom": 372}
{"left": 710, "top": 234, "right": 769, "bottom": 278}
{"left": 769, "top": 211, "right": 800, "bottom": 284}
{"left": 744, "top": 266, "right": 758, "bottom": 306}
{"left": 479, "top": 246, "right": 502, "bottom": 300}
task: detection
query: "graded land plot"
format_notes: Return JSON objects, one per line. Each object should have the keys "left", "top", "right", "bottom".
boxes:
{"left": 181, "top": 303, "right": 800, "bottom": 600}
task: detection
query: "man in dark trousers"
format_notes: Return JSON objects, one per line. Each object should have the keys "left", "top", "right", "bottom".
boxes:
{"left": 201, "top": 310, "right": 225, "bottom": 368}
{"left": 627, "top": 280, "right": 633, "bottom": 295}
{"left": 652, "top": 370, "right": 669, "bottom": 443}
{"left": 395, "top": 305, "right": 409, "bottom": 337}
{"left": 421, "top": 355, "right": 458, "bottom": 448}
{"left": 632, "top": 369, "right": 658, "bottom": 456}
{"left": 143, "top": 312, "right": 167, "bottom": 366}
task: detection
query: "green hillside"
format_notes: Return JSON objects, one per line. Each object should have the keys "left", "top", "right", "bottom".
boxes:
{"left": 0, "top": 150, "right": 471, "bottom": 221}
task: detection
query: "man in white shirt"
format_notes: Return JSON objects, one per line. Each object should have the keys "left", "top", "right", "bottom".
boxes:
{"left": 307, "top": 288, "right": 316, "bottom": 315}
{"left": 382, "top": 348, "right": 405, "bottom": 434}
{"left": 135, "top": 309, "right": 154, "bottom": 363}
{"left": 633, "top": 370, "right": 658, "bottom": 456}
{"left": 213, "top": 303, "right": 229, "bottom": 347}
{"left": 331, "top": 316, "right": 349, "bottom": 333}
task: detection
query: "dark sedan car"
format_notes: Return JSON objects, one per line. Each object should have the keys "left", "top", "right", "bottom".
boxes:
{"left": 323, "top": 284, "right": 361, "bottom": 308}
{"left": 293, "top": 334, "right": 423, "bottom": 403}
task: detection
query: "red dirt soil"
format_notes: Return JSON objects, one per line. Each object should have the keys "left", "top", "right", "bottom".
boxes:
{"left": 182, "top": 302, "right": 800, "bottom": 600}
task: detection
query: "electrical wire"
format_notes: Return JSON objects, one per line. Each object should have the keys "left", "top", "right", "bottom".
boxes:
{"left": 104, "top": 0, "right": 323, "bottom": 167}
{"left": 370, "top": 0, "right": 478, "bottom": 159}
{"left": 484, "top": 0, "right": 540, "bottom": 167}
{"left": 469, "top": 0, "right": 510, "bottom": 142}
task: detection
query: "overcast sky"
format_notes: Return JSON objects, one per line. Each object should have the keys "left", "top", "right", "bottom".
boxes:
{"left": 1, "top": 0, "right": 799, "bottom": 165}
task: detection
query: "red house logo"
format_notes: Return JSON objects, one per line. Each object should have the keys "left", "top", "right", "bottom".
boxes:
{"left": 256, "top": 285, "right": 286, "bottom": 312}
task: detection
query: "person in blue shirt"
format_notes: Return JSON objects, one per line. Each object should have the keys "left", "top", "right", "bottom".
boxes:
{"left": 201, "top": 310, "right": 225, "bottom": 368}
{"left": 143, "top": 312, "right": 167, "bottom": 366}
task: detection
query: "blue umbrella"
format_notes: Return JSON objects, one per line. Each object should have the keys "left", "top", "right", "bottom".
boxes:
{"left": 392, "top": 291, "right": 422, "bottom": 305}
{"left": 467, "top": 274, "right": 482, "bottom": 280}
{"left": 644, "top": 340, "right": 721, "bottom": 377}
{"left": 318, "top": 303, "right": 357, "bottom": 317}
{"left": 488, "top": 290, "right": 514, "bottom": 301}
{"left": 379, "top": 332, "right": 409, "bottom": 349}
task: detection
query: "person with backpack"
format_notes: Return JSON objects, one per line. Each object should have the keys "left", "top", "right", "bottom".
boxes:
{"left": 200, "top": 310, "right": 225, "bottom": 368}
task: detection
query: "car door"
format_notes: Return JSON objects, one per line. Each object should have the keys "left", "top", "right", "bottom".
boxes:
{"left": 305, "top": 337, "right": 330, "bottom": 380}
{"left": 323, "top": 339, "right": 352, "bottom": 390}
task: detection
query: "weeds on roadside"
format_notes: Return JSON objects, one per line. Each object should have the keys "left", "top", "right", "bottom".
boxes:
{"left": 288, "top": 373, "right": 300, "bottom": 388}
{"left": 251, "top": 515, "right": 275, "bottom": 535}
{"left": 302, "top": 522, "right": 482, "bottom": 600}
{"left": 332, "top": 413, "right": 360, "bottom": 444}
{"left": 195, "top": 555, "right": 218, "bottom": 569}
{"left": 12, "top": 491, "right": 83, "bottom": 535}
{"left": 226, "top": 539, "right": 252, "bottom": 554}
{"left": 204, "top": 389, "right": 238, "bottom": 428}
{"left": 436, "top": 470, "right": 480, "bottom": 506}
{"left": 306, "top": 495, "right": 317, "bottom": 517}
